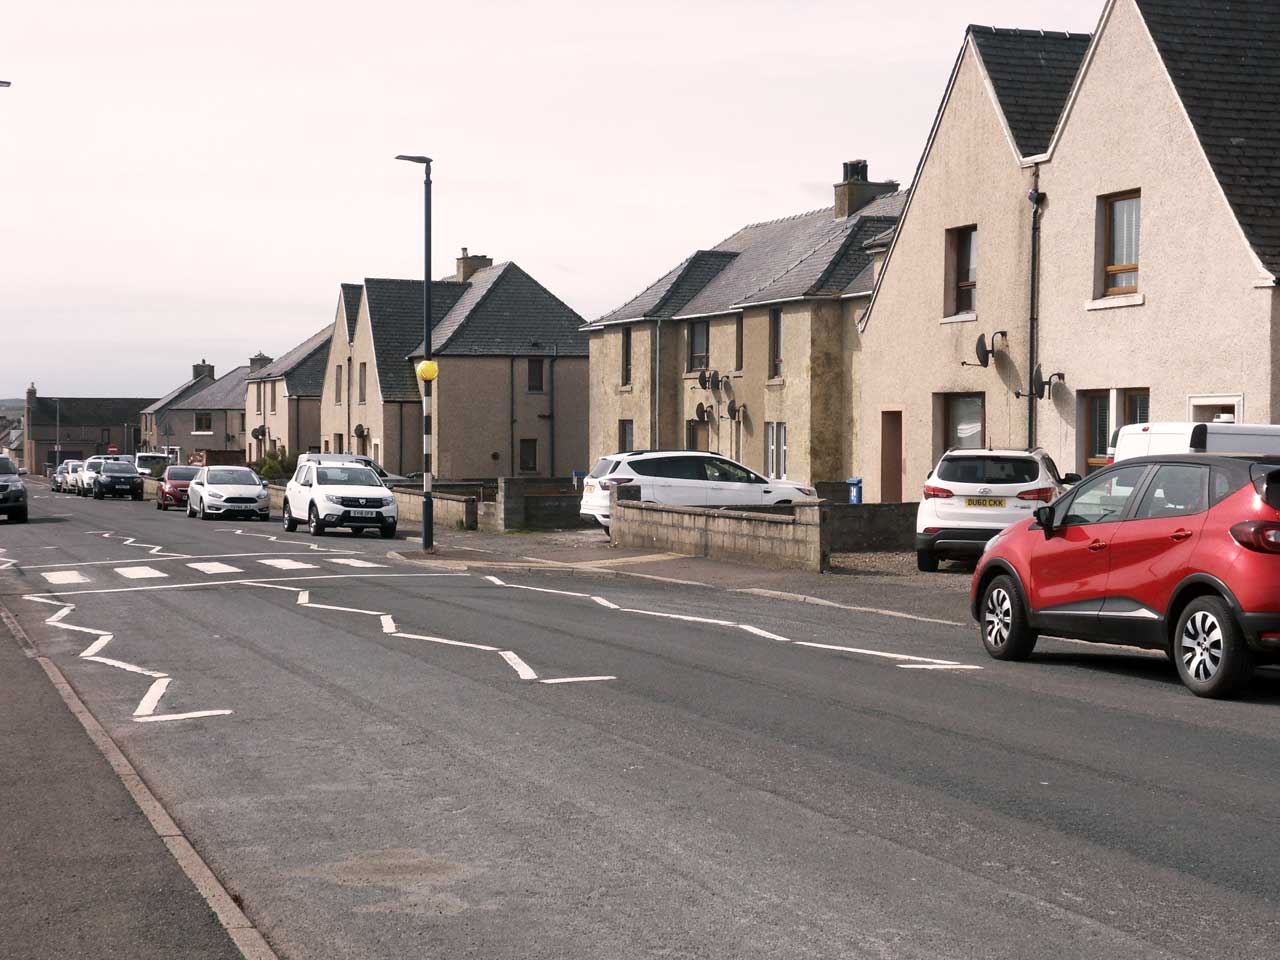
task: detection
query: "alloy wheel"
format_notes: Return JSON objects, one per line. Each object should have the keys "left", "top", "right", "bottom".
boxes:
{"left": 984, "top": 587, "right": 1013, "bottom": 649}
{"left": 1181, "top": 610, "right": 1223, "bottom": 682}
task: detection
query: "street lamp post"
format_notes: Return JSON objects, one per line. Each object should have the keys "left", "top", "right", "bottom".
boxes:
{"left": 396, "top": 154, "right": 434, "bottom": 551}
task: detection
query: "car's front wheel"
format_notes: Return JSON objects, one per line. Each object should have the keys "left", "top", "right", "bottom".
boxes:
{"left": 308, "top": 505, "right": 325, "bottom": 536}
{"left": 199, "top": 500, "right": 211, "bottom": 521}
{"left": 916, "top": 550, "right": 939, "bottom": 573}
{"left": 1174, "top": 597, "right": 1254, "bottom": 698}
{"left": 980, "top": 575, "right": 1037, "bottom": 660}
{"left": 380, "top": 521, "right": 397, "bottom": 540}
{"left": 13, "top": 508, "right": 28, "bottom": 523}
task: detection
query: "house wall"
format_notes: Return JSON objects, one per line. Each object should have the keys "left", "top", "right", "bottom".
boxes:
{"left": 245, "top": 381, "right": 322, "bottom": 459}
{"left": 23, "top": 422, "right": 139, "bottom": 469}
{"left": 318, "top": 304, "right": 357, "bottom": 458}
{"left": 588, "top": 322, "right": 656, "bottom": 460}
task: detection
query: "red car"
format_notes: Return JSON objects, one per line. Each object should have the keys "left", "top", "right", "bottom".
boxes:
{"left": 156, "top": 465, "right": 198, "bottom": 511}
{"left": 972, "top": 454, "right": 1280, "bottom": 698}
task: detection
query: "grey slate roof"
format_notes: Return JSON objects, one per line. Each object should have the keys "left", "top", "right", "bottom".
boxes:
{"left": 171, "top": 366, "right": 251, "bottom": 411}
{"left": 245, "top": 325, "right": 333, "bottom": 397}
{"left": 340, "top": 283, "right": 363, "bottom": 342}
{"left": 969, "top": 26, "right": 1091, "bottom": 157}
{"left": 843, "top": 261, "right": 877, "bottom": 297}
{"left": 29, "top": 396, "right": 157, "bottom": 428}
{"left": 590, "top": 191, "right": 906, "bottom": 325}
{"left": 1135, "top": 0, "right": 1280, "bottom": 277}
{"left": 362, "top": 278, "right": 468, "bottom": 402}
{"left": 140, "top": 376, "right": 212, "bottom": 415}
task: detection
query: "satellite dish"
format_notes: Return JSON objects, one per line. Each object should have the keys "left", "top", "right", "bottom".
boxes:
{"left": 250, "top": 426, "right": 266, "bottom": 441}
{"left": 697, "top": 370, "right": 710, "bottom": 390}
{"left": 961, "top": 334, "right": 991, "bottom": 368}
{"left": 710, "top": 371, "right": 722, "bottom": 390}
{"left": 727, "top": 399, "right": 740, "bottom": 421}
{"left": 695, "top": 402, "right": 707, "bottom": 422}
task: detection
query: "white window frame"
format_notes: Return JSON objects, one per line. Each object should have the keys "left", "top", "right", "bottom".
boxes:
{"left": 765, "top": 421, "right": 788, "bottom": 479}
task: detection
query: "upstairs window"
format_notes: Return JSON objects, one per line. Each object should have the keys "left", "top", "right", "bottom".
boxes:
{"left": 947, "top": 225, "right": 977, "bottom": 315}
{"left": 1104, "top": 191, "right": 1141, "bottom": 295}
{"left": 270, "top": 381, "right": 277, "bottom": 413}
{"left": 767, "top": 309, "right": 783, "bottom": 379}
{"left": 734, "top": 316, "right": 744, "bottom": 371}
{"left": 335, "top": 365, "right": 343, "bottom": 403}
{"left": 358, "top": 362, "right": 367, "bottom": 403}
{"left": 687, "top": 320, "right": 709, "bottom": 371}
{"left": 528, "top": 358, "right": 545, "bottom": 393}
{"left": 621, "top": 327, "right": 632, "bottom": 386}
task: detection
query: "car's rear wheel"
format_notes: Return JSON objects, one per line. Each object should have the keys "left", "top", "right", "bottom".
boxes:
{"left": 980, "top": 575, "right": 1037, "bottom": 660}
{"left": 916, "top": 550, "right": 939, "bottom": 573}
{"left": 282, "top": 501, "right": 298, "bottom": 532}
{"left": 308, "top": 505, "right": 325, "bottom": 536}
{"left": 1174, "top": 597, "right": 1254, "bottom": 698}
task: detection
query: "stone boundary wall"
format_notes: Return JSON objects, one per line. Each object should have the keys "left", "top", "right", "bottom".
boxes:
{"left": 825, "top": 501, "right": 918, "bottom": 552}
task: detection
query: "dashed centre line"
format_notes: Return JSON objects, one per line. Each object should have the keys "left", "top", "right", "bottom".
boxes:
{"left": 115, "top": 566, "right": 167, "bottom": 580}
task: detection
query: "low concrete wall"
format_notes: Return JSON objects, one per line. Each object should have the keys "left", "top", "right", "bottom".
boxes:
{"left": 825, "top": 502, "right": 918, "bottom": 552}
{"left": 525, "top": 494, "right": 591, "bottom": 530}
{"left": 611, "top": 499, "right": 826, "bottom": 572}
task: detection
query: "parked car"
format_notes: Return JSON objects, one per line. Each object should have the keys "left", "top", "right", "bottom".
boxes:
{"left": 579, "top": 451, "right": 816, "bottom": 531}
{"left": 296, "top": 452, "right": 409, "bottom": 486}
{"left": 1111, "top": 420, "right": 1280, "bottom": 464}
{"left": 60, "top": 460, "right": 84, "bottom": 494}
{"left": 92, "top": 461, "right": 144, "bottom": 500}
{"left": 134, "top": 452, "right": 173, "bottom": 477}
{"left": 972, "top": 454, "right": 1280, "bottom": 698}
{"left": 283, "top": 461, "right": 397, "bottom": 537}
{"left": 187, "top": 466, "right": 270, "bottom": 521}
{"left": 51, "top": 461, "right": 74, "bottom": 493}
{"left": 915, "top": 448, "right": 1079, "bottom": 572}
{"left": 155, "top": 465, "right": 198, "bottom": 511}
{"left": 76, "top": 457, "right": 107, "bottom": 496}
{"left": 0, "top": 455, "right": 28, "bottom": 523}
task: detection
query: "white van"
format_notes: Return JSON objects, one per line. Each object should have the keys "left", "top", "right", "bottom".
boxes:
{"left": 1112, "top": 421, "right": 1280, "bottom": 462}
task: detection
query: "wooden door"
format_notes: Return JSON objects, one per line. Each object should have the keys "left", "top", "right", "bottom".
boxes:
{"left": 880, "top": 411, "right": 903, "bottom": 502}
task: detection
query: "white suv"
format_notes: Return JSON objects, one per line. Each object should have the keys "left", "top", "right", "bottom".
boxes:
{"left": 284, "top": 461, "right": 398, "bottom": 538}
{"left": 580, "top": 451, "right": 816, "bottom": 529}
{"left": 915, "top": 448, "right": 1079, "bottom": 571}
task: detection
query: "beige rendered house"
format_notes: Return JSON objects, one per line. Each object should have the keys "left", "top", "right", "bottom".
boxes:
{"left": 584, "top": 162, "right": 905, "bottom": 485}
{"left": 244, "top": 326, "right": 331, "bottom": 460}
{"left": 858, "top": 0, "right": 1280, "bottom": 501}
{"left": 319, "top": 251, "right": 588, "bottom": 478}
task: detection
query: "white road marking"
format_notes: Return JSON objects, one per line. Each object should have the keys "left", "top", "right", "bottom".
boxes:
{"left": 88, "top": 531, "right": 190, "bottom": 559}
{"left": 328, "top": 558, "right": 385, "bottom": 568}
{"left": 393, "top": 631, "right": 499, "bottom": 652}
{"left": 79, "top": 635, "right": 113, "bottom": 658}
{"left": 135, "top": 710, "right": 233, "bottom": 723}
{"left": 217, "top": 528, "right": 353, "bottom": 553}
{"left": 737, "top": 624, "right": 793, "bottom": 642}
{"left": 258, "top": 558, "right": 318, "bottom": 570}
{"left": 242, "top": 581, "right": 306, "bottom": 593}
{"left": 23, "top": 571, "right": 468, "bottom": 598}
{"left": 52, "top": 622, "right": 111, "bottom": 636}
{"left": 24, "top": 551, "right": 341, "bottom": 570}
{"left": 82, "top": 656, "right": 168, "bottom": 678}
{"left": 621, "top": 608, "right": 737, "bottom": 626}
{"left": 490, "top": 580, "right": 592, "bottom": 599}
{"left": 500, "top": 650, "right": 538, "bottom": 680}
{"left": 897, "top": 664, "right": 984, "bottom": 670}
{"left": 43, "top": 571, "right": 90, "bottom": 585}
{"left": 134, "top": 678, "right": 172, "bottom": 716}
{"left": 381, "top": 615, "right": 397, "bottom": 633}
{"left": 305, "top": 601, "right": 385, "bottom": 616}
{"left": 295, "top": 591, "right": 310, "bottom": 605}
{"left": 792, "top": 641, "right": 961, "bottom": 666}
{"left": 46, "top": 606, "right": 72, "bottom": 624}
{"left": 539, "top": 676, "right": 616, "bottom": 684}
{"left": 115, "top": 566, "right": 168, "bottom": 580}
{"left": 733, "top": 587, "right": 965, "bottom": 627}
{"left": 591, "top": 596, "right": 619, "bottom": 609}
{"left": 484, "top": 575, "right": 506, "bottom": 585}
{"left": 187, "top": 562, "right": 243, "bottom": 575}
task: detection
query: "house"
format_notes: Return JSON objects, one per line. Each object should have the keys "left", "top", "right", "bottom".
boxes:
{"left": 244, "top": 326, "right": 332, "bottom": 460}
{"left": 139, "top": 360, "right": 217, "bottom": 456}
{"left": 165, "top": 363, "right": 257, "bottom": 465}
{"left": 584, "top": 162, "right": 905, "bottom": 485}
{"left": 858, "top": 0, "right": 1280, "bottom": 501}
{"left": 319, "top": 251, "right": 588, "bottom": 478}
{"left": 21, "top": 384, "right": 155, "bottom": 471}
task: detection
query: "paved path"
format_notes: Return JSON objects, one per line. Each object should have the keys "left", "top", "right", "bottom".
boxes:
{"left": 3, "top": 484, "right": 1279, "bottom": 959}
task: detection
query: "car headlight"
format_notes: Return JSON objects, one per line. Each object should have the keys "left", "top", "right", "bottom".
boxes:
{"left": 325, "top": 494, "right": 345, "bottom": 505}
{"left": 797, "top": 487, "right": 816, "bottom": 498}
{"left": 382, "top": 497, "right": 395, "bottom": 507}
{"left": 256, "top": 491, "right": 268, "bottom": 500}
{"left": 208, "top": 491, "right": 225, "bottom": 500}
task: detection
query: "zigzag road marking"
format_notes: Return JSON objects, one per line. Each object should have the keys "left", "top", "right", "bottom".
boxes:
{"left": 85, "top": 531, "right": 191, "bottom": 559}
{"left": 216, "top": 528, "right": 355, "bottom": 554}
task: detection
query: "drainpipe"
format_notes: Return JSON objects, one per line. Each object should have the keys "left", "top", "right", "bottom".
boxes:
{"left": 653, "top": 318, "right": 661, "bottom": 450}
{"left": 1027, "top": 167, "right": 1043, "bottom": 450}
{"left": 548, "top": 343, "right": 557, "bottom": 476}
{"left": 346, "top": 352, "right": 352, "bottom": 455}
{"left": 509, "top": 357, "right": 515, "bottom": 474}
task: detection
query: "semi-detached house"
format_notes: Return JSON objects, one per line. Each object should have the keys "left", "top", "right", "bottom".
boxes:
{"left": 859, "top": 0, "right": 1280, "bottom": 501}
{"left": 245, "top": 325, "right": 332, "bottom": 459}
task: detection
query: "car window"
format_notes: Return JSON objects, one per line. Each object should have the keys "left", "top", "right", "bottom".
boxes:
{"left": 0, "top": 457, "right": 16, "bottom": 475}
{"left": 1042, "top": 455, "right": 1063, "bottom": 485}
{"left": 1058, "top": 465, "right": 1149, "bottom": 526}
{"left": 634, "top": 456, "right": 703, "bottom": 480}
{"left": 168, "top": 467, "right": 198, "bottom": 481}
{"left": 316, "top": 466, "right": 382, "bottom": 486}
{"left": 703, "top": 458, "right": 758, "bottom": 483}
{"left": 102, "top": 462, "right": 137, "bottom": 475}
{"left": 208, "top": 469, "right": 256, "bottom": 485}
{"left": 1134, "top": 465, "right": 1208, "bottom": 520}
{"left": 936, "top": 456, "right": 1039, "bottom": 484}
{"left": 1210, "top": 467, "right": 1240, "bottom": 506}
{"left": 588, "top": 458, "right": 620, "bottom": 479}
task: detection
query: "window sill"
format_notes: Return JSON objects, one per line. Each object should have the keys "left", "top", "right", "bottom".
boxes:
{"left": 766, "top": 377, "right": 785, "bottom": 387}
{"left": 683, "top": 371, "right": 707, "bottom": 380}
{"left": 618, "top": 384, "right": 633, "bottom": 393}
{"left": 191, "top": 432, "right": 213, "bottom": 436}
{"left": 1086, "top": 293, "right": 1145, "bottom": 311}
{"left": 941, "top": 311, "right": 977, "bottom": 324}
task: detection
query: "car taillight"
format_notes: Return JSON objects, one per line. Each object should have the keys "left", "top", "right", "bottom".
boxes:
{"left": 1105, "top": 456, "right": 1115, "bottom": 465}
{"left": 1229, "top": 521, "right": 1280, "bottom": 553}
{"left": 923, "top": 485, "right": 953, "bottom": 499}
{"left": 1017, "top": 487, "right": 1056, "bottom": 503}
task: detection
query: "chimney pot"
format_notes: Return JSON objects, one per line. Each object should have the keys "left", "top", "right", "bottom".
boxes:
{"left": 834, "top": 159, "right": 898, "bottom": 219}
{"left": 455, "top": 248, "right": 493, "bottom": 282}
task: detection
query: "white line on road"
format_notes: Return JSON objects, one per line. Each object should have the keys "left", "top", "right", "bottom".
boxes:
{"left": 539, "top": 676, "right": 616, "bottom": 684}
{"left": 483, "top": 575, "right": 591, "bottom": 599}
{"left": 42, "top": 571, "right": 90, "bottom": 585}
{"left": 305, "top": 601, "right": 386, "bottom": 616}
{"left": 23, "top": 571, "right": 469, "bottom": 598}
{"left": 258, "top": 558, "right": 319, "bottom": 570}
{"left": 733, "top": 587, "right": 965, "bottom": 627}
{"left": 381, "top": 615, "right": 397, "bottom": 633}
{"left": 327, "top": 558, "right": 385, "bottom": 568}
{"left": 46, "top": 605, "right": 72, "bottom": 624}
{"left": 792, "top": 640, "right": 961, "bottom": 666}
{"left": 737, "top": 624, "right": 793, "bottom": 642}
{"left": 187, "top": 562, "right": 243, "bottom": 575}
{"left": 133, "top": 678, "right": 172, "bottom": 716}
{"left": 24, "top": 552, "right": 344, "bottom": 570}
{"left": 393, "top": 631, "right": 499, "bottom": 652}
{"left": 591, "top": 596, "right": 619, "bottom": 609}
{"left": 135, "top": 710, "right": 233, "bottom": 723}
{"left": 296, "top": 591, "right": 310, "bottom": 605}
{"left": 500, "top": 650, "right": 538, "bottom": 680}
{"left": 897, "top": 664, "right": 985, "bottom": 670}
{"left": 621, "top": 608, "right": 737, "bottom": 626}
{"left": 115, "top": 566, "right": 168, "bottom": 580}
{"left": 82, "top": 655, "right": 168, "bottom": 678}
{"left": 79, "top": 635, "right": 113, "bottom": 658}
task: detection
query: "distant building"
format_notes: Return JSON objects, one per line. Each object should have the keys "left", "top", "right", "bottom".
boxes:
{"left": 139, "top": 360, "right": 217, "bottom": 457}
{"left": 165, "top": 363, "right": 258, "bottom": 465}
{"left": 21, "top": 384, "right": 155, "bottom": 471}
{"left": 245, "top": 326, "right": 332, "bottom": 460}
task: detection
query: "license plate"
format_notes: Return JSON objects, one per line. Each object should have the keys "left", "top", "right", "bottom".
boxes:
{"left": 350, "top": 509, "right": 377, "bottom": 518}
{"left": 585, "top": 481, "right": 597, "bottom": 493}
{"left": 965, "top": 497, "right": 1006, "bottom": 508}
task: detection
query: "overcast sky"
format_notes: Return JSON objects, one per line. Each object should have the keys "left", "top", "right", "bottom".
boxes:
{"left": 0, "top": 0, "right": 1101, "bottom": 399}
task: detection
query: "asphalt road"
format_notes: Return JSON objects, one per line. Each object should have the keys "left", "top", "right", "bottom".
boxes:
{"left": 3, "top": 483, "right": 1279, "bottom": 959}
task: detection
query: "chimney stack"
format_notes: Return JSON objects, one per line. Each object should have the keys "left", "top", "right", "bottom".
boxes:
{"left": 249, "top": 351, "right": 274, "bottom": 372}
{"left": 834, "top": 159, "right": 899, "bottom": 219}
{"left": 192, "top": 359, "right": 215, "bottom": 380}
{"left": 455, "top": 247, "right": 493, "bottom": 282}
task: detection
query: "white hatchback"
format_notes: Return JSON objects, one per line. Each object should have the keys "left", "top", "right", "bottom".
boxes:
{"left": 580, "top": 451, "right": 816, "bottom": 529}
{"left": 284, "top": 461, "right": 397, "bottom": 538}
{"left": 915, "top": 448, "right": 1078, "bottom": 571}
{"left": 187, "top": 466, "right": 271, "bottom": 521}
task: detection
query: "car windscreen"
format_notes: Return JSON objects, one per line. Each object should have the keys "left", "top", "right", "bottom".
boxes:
{"left": 0, "top": 458, "right": 17, "bottom": 475}
{"left": 316, "top": 466, "right": 381, "bottom": 486}
{"left": 588, "top": 458, "right": 620, "bottom": 479}
{"left": 208, "top": 469, "right": 257, "bottom": 485}
{"left": 102, "top": 462, "right": 137, "bottom": 475}
{"left": 167, "top": 467, "right": 198, "bottom": 481}
{"left": 936, "top": 456, "right": 1039, "bottom": 485}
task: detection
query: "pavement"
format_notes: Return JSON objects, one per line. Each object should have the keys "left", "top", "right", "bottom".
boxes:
{"left": 3, "top": 478, "right": 1280, "bottom": 959}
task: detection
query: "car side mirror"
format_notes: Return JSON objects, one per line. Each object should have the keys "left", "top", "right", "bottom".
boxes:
{"left": 1063, "top": 472, "right": 1082, "bottom": 485}
{"left": 1034, "top": 504, "right": 1055, "bottom": 536}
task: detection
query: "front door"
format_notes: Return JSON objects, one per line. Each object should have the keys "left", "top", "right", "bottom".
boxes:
{"left": 881, "top": 411, "right": 903, "bottom": 502}
{"left": 1029, "top": 464, "right": 1150, "bottom": 637}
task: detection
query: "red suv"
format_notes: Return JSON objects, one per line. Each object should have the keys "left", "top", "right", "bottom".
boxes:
{"left": 972, "top": 455, "right": 1280, "bottom": 698}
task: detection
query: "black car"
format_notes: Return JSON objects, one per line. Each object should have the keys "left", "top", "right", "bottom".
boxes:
{"left": 93, "top": 461, "right": 144, "bottom": 501}
{"left": 0, "top": 456, "right": 27, "bottom": 523}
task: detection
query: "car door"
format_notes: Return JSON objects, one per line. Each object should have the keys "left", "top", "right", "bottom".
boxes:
{"left": 189, "top": 469, "right": 205, "bottom": 509}
{"left": 289, "top": 465, "right": 312, "bottom": 517}
{"left": 1103, "top": 463, "right": 1210, "bottom": 633}
{"left": 645, "top": 456, "right": 707, "bottom": 506}
{"left": 1029, "top": 464, "right": 1151, "bottom": 638}
{"left": 702, "top": 457, "right": 764, "bottom": 507}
